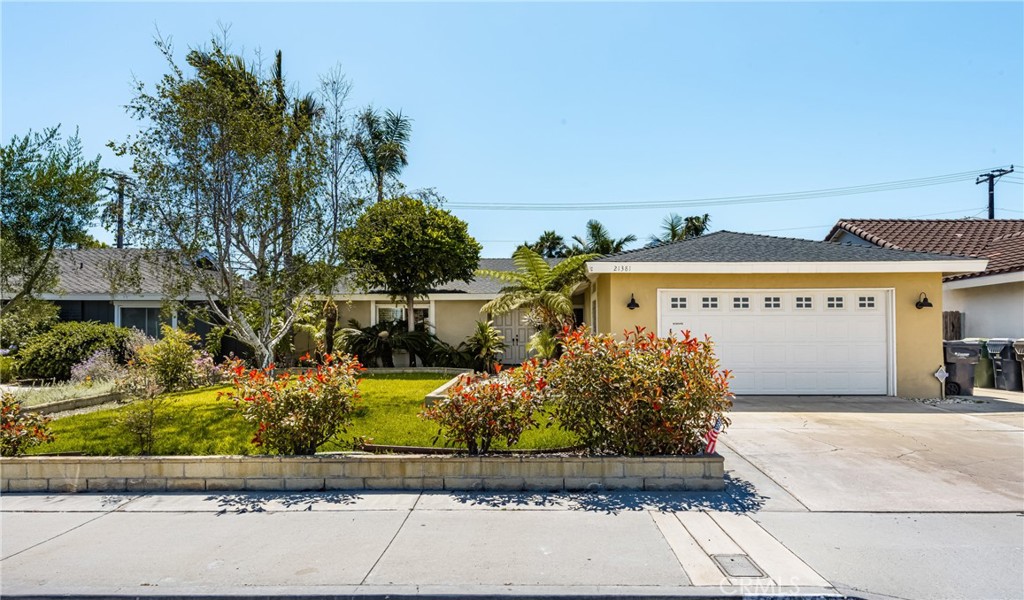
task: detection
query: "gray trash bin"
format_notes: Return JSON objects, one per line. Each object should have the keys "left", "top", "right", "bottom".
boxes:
{"left": 987, "top": 338, "right": 1024, "bottom": 392}
{"left": 943, "top": 340, "right": 981, "bottom": 396}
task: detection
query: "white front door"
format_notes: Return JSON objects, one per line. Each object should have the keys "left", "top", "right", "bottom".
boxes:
{"left": 658, "top": 289, "right": 892, "bottom": 395}
{"left": 493, "top": 309, "right": 534, "bottom": 365}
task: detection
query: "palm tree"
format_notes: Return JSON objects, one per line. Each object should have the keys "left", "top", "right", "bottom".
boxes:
{"left": 523, "top": 230, "right": 568, "bottom": 258}
{"left": 568, "top": 220, "right": 637, "bottom": 256}
{"left": 352, "top": 107, "right": 412, "bottom": 203}
{"left": 648, "top": 213, "right": 711, "bottom": 246}
{"left": 478, "top": 246, "right": 597, "bottom": 332}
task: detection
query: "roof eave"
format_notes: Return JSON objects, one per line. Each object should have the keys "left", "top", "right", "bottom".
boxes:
{"left": 586, "top": 259, "right": 989, "bottom": 275}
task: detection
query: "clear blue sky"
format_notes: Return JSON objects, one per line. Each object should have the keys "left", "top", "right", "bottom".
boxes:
{"left": 3, "top": 2, "right": 1022, "bottom": 256}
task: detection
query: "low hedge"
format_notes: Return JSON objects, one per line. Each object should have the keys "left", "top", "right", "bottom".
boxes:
{"left": 17, "top": 322, "right": 137, "bottom": 381}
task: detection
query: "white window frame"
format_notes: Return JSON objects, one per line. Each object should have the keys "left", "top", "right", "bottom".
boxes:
{"left": 370, "top": 301, "right": 434, "bottom": 333}
{"left": 113, "top": 302, "right": 177, "bottom": 336}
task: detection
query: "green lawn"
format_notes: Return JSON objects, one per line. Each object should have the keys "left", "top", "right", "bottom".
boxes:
{"left": 29, "top": 372, "right": 576, "bottom": 456}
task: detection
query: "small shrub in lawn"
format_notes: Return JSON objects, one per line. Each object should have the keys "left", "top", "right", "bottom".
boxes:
{"left": 421, "top": 361, "right": 545, "bottom": 455}
{"left": 17, "top": 321, "right": 136, "bottom": 381}
{"left": 192, "top": 352, "right": 227, "bottom": 387}
{"left": 1, "top": 391, "right": 55, "bottom": 456}
{"left": 115, "top": 369, "right": 169, "bottom": 455}
{"left": 135, "top": 325, "right": 206, "bottom": 392}
{"left": 223, "top": 353, "right": 363, "bottom": 455}
{"left": 544, "top": 326, "right": 733, "bottom": 456}
{"left": 70, "top": 350, "right": 127, "bottom": 384}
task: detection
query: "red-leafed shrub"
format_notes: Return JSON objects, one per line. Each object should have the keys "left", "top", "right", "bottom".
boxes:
{"left": 421, "top": 360, "right": 546, "bottom": 455}
{"left": 545, "top": 326, "right": 732, "bottom": 455}
{"left": 1, "top": 392, "right": 54, "bottom": 456}
{"left": 222, "top": 354, "right": 363, "bottom": 455}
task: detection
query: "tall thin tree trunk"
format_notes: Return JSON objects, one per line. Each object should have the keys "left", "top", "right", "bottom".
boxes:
{"left": 407, "top": 292, "right": 416, "bottom": 367}
{"left": 323, "top": 299, "right": 337, "bottom": 356}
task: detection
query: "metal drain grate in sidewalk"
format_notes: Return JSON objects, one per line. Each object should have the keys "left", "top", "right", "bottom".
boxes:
{"left": 711, "top": 554, "right": 767, "bottom": 578}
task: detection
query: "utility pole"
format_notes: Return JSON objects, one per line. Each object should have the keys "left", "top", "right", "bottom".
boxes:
{"left": 976, "top": 166, "right": 1014, "bottom": 220}
{"left": 101, "top": 170, "right": 131, "bottom": 248}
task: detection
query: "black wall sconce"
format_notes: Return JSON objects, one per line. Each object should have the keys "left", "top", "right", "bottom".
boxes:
{"left": 915, "top": 292, "right": 933, "bottom": 310}
{"left": 627, "top": 294, "right": 639, "bottom": 310}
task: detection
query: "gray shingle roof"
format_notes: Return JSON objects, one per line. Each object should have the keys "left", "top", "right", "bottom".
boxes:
{"left": 334, "top": 258, "right": 561, "bottom": 296}
{"left": 44, "top": 248, "right": 177, "bottom": 296}
{"left": 593, "top": 231, "right": 981, "bottom": 263}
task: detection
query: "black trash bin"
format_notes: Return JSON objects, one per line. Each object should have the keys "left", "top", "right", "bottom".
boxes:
{"left": 987, "top": 338, "right": 1024, "bottom": 392}
{"left": 1013, "top": 340, "right": 1024, "bottom": 391}
{"left": 965, "top": 338, "right": 994, "bottom": 388}
{"left": 943, "top": 340, "right": 982, "bottom": 396}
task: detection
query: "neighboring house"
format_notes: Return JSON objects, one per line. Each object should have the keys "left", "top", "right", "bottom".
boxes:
{"left": 331, "top": 258, "right": 583, "bottom": 365}
{"left": 825, "top": 219, "right": 1024, "bottom": 339}
{"left": 584, "top": 231, "right": 985, "bottom": 398}
{"left": 2, "top": 248, "right": 222, "bottom": 342}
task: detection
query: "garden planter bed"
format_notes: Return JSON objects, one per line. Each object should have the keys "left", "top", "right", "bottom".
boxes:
{"left": 30, "top": 391, "right": 125, "bottom": 415}
{"left": 0, "top": 453, "right": 724, "bottom": 493}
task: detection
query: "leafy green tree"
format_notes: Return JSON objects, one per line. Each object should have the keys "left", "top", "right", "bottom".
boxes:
{"left": 1, "top": 127, "right": 103, "bottom": 310}
{"left": 478, "top": 245, "right": 596, "bottom": 333}
{"left": 352, "top": 107, "right": 412, "bottom": 204}
{"left": 649, "top": 213, "right": 711, "bottom": 245}
{"left": 523, "top": 230, "right": 568, "bottom": 258}
{"left": 339, "top": 196, "right": 481, "bottom": 365}
{"left": 568, "top": 220, "right": 636, "bottom": 256}
{"left": 113, "top": 37, "right": 336, "bottom": 367}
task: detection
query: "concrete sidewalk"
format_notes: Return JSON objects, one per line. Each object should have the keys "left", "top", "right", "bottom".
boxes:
{"left": 3, "top": 390, "right": 1022, "bottom": 599}
{"left": 0, "top": 489, "right": 838, "bottom": 599}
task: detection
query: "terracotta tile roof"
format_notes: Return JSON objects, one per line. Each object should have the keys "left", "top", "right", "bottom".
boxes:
{"left": 946, "top": 231, "right": 1024, "bottom": 281}
{"left": 825, "top": 219, "right": 1024, "bottom": 281}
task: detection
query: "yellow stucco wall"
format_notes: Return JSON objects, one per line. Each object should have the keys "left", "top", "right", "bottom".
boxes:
{"left": 337, "top": 300, "right": 372, "bottom": 328}
{"left": 594, "top": 272, "right": 944, "bottom": 398}
{"left": 436, "top": 300, "right": 489, "bottom": 345}
{"left": 332, "top": 298, "right": 488, "bottom": 347}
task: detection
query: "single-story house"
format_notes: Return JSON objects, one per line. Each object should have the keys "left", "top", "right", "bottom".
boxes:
{"left": 2, "top": 248, "right": 195, "bottom": 338}
{"left": 0, "top": 248, "right": 247, "bottom": 354}
{"left": 583, "top": 231, "right": 986, "bottom": 398}
{"left": 330, "top": 259, "right": 584, "bottom": 365}
{"left": 825, "top": 219, "right": 1024, "bottom": 338}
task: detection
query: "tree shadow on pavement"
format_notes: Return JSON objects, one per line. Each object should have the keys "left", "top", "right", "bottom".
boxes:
{"left": 203, "top": 491, "right": 363, "bottom": 514}
{"left": 446, "top": 474, "right": 766, "bottom": 515}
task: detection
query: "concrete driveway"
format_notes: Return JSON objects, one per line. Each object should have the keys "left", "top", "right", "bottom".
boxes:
{"left": 720, "top": 388, "right": 1024, "bottom": 513}
{"left": 719, "top": 388, "right": 1024, "bottom": 600}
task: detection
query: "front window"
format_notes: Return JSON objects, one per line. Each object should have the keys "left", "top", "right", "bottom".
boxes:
{"left": 120, "top": 307, "right": 167, "bottom": 338}
{"left": 377, "top": 307, "right": 429, "bottom": 332}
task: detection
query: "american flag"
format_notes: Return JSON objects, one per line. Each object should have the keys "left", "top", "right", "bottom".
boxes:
{"left": 705, "top": 416, "right": 723, "bottom": 454}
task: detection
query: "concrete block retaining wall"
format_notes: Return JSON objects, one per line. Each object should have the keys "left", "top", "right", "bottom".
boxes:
{"left": 0, "top": 454, "right": 724, "bottom": 493}
{"left": 32, "top": 392, "right": 125, "bottom": 415}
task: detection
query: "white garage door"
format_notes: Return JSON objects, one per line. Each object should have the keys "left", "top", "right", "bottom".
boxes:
{"left": 658, "top": 289, "right": 892, "bottom": 395}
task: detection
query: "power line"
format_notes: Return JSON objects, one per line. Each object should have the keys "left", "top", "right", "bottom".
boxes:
{"left": 749, "top": 206, "right": 997, "bottom": 234}
{"left": 448, "top": 168, "right": 1006, "bottom": 211}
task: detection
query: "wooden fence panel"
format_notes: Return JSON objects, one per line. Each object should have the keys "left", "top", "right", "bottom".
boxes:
{"left": 943, "top": 311, "right": 962, "bottom": 340}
